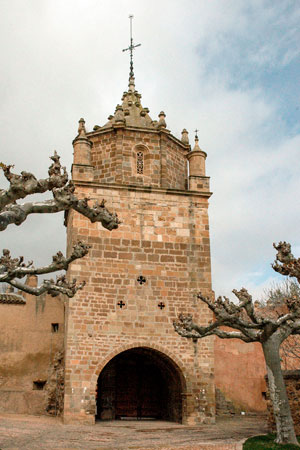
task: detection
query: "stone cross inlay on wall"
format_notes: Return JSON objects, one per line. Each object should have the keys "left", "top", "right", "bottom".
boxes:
{"left": 137, "top": 275, "right": 146, "bottom": 285}
{"left": 117, "top": 300, "right": 126, "bottom": 309}
{"left": 158, "top": 302, "right": 165, "bottom": 310}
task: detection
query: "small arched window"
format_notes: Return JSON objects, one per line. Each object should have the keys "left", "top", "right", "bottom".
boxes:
{"left": 136, "top": 151, "right": 144, "bottom": 174}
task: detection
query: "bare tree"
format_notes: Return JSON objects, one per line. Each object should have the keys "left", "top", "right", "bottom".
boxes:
{"left": 0, "top": 152, "right": 120, "bottom": 297}
{"left": 263, "top": 280, "right": 300, "bottom": 370}
{"left": 174, "top": 242, "right": 300, "bottom": 446}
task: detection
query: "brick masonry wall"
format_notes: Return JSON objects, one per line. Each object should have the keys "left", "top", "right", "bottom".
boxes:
{"left": 160, "top": 133, "right": 187, "bottom": 190}
{"left": 64, "top": 183, "right": 214, "bottom": 424}
{"left": 89, "top": 128, "right": 187, "bottom": 190}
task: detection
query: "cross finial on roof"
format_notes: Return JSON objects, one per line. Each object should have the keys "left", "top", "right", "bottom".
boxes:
{"left": 122, "top": 15, "right": 141, "bottom": 80}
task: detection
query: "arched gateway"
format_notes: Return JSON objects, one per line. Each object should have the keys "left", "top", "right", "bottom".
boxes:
{"left": 96, "top": 347, "right": 185, "bottom": 422}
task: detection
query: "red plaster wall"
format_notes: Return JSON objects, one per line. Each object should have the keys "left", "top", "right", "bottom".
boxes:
{"left": 214, "top": 334, "right": 267, "bottom": 412}
{"left": 0, "top": 287, "right": 64, "bottom": 414}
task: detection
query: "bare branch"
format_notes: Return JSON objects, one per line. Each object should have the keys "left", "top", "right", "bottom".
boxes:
{"left": 73, "top": 198, "right": 120, "bottom": 230}
{"left": 8, "top": 275, "right": 85, "bottom": 298}
{"left": 232, "top": 288, "right": 262, "bottom": 324}
{"left": 273, "top": 241, "right": 300, "bottom": 283}
{"left": 0, "top": 241, "right": 90, "bottom": 282}
{"left": 0, "top": 152, "right": 68, "bottom": 210}
{"left": 198, "top": 291, "right": 263, "bottom": 332}
{"left": 0, "top": 182, "right": 120, "bottom": 231}
{"left": 173, "top": 313, "right": 254, "bottom": 342}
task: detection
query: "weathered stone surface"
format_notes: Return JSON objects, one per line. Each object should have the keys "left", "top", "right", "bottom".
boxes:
{"left": 45, "top": 350, "right": 64, "bottom": 415}
{"left": 215, "top": 388, "right": 239, "bottom": 416}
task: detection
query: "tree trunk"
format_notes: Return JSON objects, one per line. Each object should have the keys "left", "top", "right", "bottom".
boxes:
{"left": 262, "top": 338, "right": 299, "bottom": 446}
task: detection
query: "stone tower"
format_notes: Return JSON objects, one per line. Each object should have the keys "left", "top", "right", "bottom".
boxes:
{"left": 64, "top": 73, "right": 214, "bottom": 425}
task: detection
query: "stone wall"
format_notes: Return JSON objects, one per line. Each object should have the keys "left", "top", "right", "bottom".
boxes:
{"left": 265, "top": 370, "right": 300, "bottom": 434}
{"left": 90, "top": 128, "right": 188, "bottom": 190}
{"left": 64, "top": 182, "right": 214, "bottom": 425}
{"left": 45, "top": 350, "right": 65, "bottom": 415}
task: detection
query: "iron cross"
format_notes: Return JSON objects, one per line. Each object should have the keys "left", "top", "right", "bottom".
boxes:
{"left": 122, "top": 15, "right": 141, "bottom": 79}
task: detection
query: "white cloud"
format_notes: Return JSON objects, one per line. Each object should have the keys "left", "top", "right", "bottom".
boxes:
{"left": 0, "top": 0, "right": 299, "bottom": 298}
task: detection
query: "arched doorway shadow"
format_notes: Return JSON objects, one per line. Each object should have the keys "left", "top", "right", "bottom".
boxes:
{"left": 96, "top": 347, "right": 184, "bottom": 422}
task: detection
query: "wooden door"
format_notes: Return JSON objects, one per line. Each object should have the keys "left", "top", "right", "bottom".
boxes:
{"left": 115, "top": 358, "right": 163, "bottom": 419}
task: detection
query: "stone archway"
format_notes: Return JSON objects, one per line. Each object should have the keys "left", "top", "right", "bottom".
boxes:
{"left": 96, "top": 347, "right": 185, "bottom": 422}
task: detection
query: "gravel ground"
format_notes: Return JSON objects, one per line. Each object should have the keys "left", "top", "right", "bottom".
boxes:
{"left": 0, "top": 413, "right": 268, "bottom": 449}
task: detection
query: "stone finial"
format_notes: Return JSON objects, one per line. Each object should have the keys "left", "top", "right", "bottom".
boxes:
{"left": 73, "top": 117, "right": 92, "bottom": 167}
{"left": 115, "top": 105, "right": 125, "bottom": 123}
{"left": 193, "top": 135, "right": 201, "bottom": 152}
{"left": 187, "top": 133, "right": 207, "bottom": 180}
{"left": 128, "top": 76, "right": 135, "bottom": 92}
{"left": 158, "top": 111, "right": 167, "bottom": 129}
{"left": 181, "top": 129, "right": 189, "bottom": 145}
{"left": 78, "top": 118, "right": 87, "bottom": 137}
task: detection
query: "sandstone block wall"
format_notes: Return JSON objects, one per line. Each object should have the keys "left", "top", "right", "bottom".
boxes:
{"left": 90, "top": 128, "right": 188, "bottom": 190}
{"left": 64, "top": 183, "right": 214, "bottom": 424}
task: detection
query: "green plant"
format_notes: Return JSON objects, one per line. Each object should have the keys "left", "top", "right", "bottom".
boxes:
{"left": 243, "top": 434, "right": 300, "bottom": 449}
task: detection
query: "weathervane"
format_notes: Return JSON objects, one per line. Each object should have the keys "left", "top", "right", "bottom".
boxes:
{"left": 122, "top": 14, "right": 141, "bottom": 79}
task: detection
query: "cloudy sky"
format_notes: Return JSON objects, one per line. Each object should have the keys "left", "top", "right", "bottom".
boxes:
{"left": 1, "top": 0, "right": 299, "bottom": 299}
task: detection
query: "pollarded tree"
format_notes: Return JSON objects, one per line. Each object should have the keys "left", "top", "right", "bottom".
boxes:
{"left": 174, "top": 242, "right": 300, "bottom": 446}
{"left": 263, "top": 280, "right": 300, "bottom": 370}
{"left": 0, "top": 152, "right": 120, "bottom": 297}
